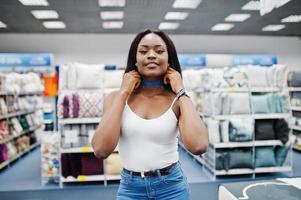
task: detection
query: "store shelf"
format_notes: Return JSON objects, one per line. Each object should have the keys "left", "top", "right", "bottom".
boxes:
{"left": 1, "top": 143, "right": 40, "bottom": 170}
{"left": 59, "top": 117, "right": 101, "bottom": 125}
{"left": 61, "top": 175, "right": 105, "bottom": 183}
{"left": 255, "top": 166, "right": 292, "bottom": 173}
{"left": 0, "top": 125, "right": 42, "bottom": 144}
{"left": 215, "top": 168, "right": 254, "bottom": 175}
{"left": 293, "top": 145, "right": 301, "bottom": 152}
{"left": 0, "top": 91, "right": 43, "bottom": 96}
{"left": 211, "top": 140, "right": 283, "bottom": 148}
{"left": 61, "top": 146, "right": 94, "bottom": 153}
{"left": 0, "top": 109, "right": 42, "bottom": 120}
{"left": 210, "top": 87, "right": 280, "bottom": 93}
{"left": 291, "top": 125, "right": 301, "bottom": 131}
{"left": 212, "top": 113, "right": 289, "bottom": 120}
{"left": 287, "top": 87, "right": 301, "bottom": 92}
{"left": 106, "top": 174, "right": 121, "bottom": 180}
{"left": 290, "top": 106, "right": 301, "bottom": 112}
{"left": 43, "top": 119, "right": 53, "bottom": 124}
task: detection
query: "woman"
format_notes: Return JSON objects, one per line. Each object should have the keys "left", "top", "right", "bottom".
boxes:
{"left": 92, "top": 29, "right": 208, "bottom": 200}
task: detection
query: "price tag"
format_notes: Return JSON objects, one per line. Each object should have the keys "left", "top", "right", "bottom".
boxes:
{"left": 77, "top": 175, "right": 87, "bottom": 182}
{"left": 82, "top": 146, "right": 90, "bottom": 153}
{"left": 228, "top": 87, "right": 237, "bottom": 92}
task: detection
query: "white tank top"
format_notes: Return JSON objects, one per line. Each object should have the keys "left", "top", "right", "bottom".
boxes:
{"left": 119, "top": 97, "right": 179, "bottom": 172}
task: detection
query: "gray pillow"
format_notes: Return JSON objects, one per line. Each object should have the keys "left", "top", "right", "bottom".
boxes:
{"left": 255, "top": 147, "right": 276, "bottom": 167}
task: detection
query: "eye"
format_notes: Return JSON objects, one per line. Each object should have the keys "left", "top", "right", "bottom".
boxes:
{"left": 156, "top": 50, "right": 165, "bottom": 54}
{"left": 138, "top": 50, "right": 147, "bottom": 54}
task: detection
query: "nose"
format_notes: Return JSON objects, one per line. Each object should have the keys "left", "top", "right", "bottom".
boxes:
{"left": 147, "top": 50, "right": 156, "bottom": 59}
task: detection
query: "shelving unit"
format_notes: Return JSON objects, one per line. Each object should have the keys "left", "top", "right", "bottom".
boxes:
{"left": 287, "top": 83, "right": 301, "bottom": 152}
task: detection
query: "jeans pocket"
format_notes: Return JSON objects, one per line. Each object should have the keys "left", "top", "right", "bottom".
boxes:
{"left": 163, "top": 168, "right": 185, "bottom": 185}
{"left": 120, "top": 172, "right": 131, "bottom": 185}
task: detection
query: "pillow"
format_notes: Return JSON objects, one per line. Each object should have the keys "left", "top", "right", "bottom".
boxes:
{"left": 274, "top": 119, "right": 289, "bottom": 144}
{"left": 227, "top": 149, "right": 253, "bottom": 169}
{"left": 291, "top": 71, "right": 301, "bottom": 87}
{"left": 215, "top": 151, "right": 227, "bottom": 170}
{"left": 67, "top": 64, "right": 77, "bottom": 90}
{"left": 229, "top": 118, "right": 254, "bottom": 142}
{"left": 59, "top": 64, "right": 69, "bottom": 89}
{"left": 81, "top": 154, "right": 104, "bottom": 175}
{"left": 75, "top": 63, "right": 104, "bottom": 89}
{"left": 220, "top": 120, "right": 229, "bottom": 143}
{"left": 207, "top": 119, "right": 220, "bottom": 143}
{"left": 274, "top": 65, "right": 288, "bottom": 88}
{"left": 251, "top": 94, "right": 270, "bottom": 113}
{"left": 229, "top": 93, "right": 251, "bottom": 114}
{"left": 255, "top": 147, "right": 276, "bottom": 167}
{"left": 255, "top": 119, "right": 275, "bottom": 140}
{"left": 275, "top": 146, "right": 290, "bottom": 166}
{"left": 104, "top": 70, "right": 123, "bottom": 88}
{"left": 106, "top": 153, "right": 122, "bottom": 174}
{"left": 245, "top": 66, "right": 269, "bottom": 87}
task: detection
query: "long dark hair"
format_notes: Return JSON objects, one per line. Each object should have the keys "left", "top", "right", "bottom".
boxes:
{"left": 125, "top": 29, "right": 182, "bottom": 77}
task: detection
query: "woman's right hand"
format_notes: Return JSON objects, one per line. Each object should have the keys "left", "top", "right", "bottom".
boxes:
{"left": 120, "top": 70, "right": 141, "bottom": 96}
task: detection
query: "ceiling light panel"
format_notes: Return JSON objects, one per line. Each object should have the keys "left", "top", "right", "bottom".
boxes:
{"left": 100, "top": 11, "right": 124, "bottom": 20}
{"left": 18, "top": 0, "right": 48, "bottom": 6}
{"left": 262, "top": 24, "right": 285, "bottom": 31}
{"left": 165, "top": 12, "right": 189, "bottom": 20}
{"left": 102, "top": 21, "right": 124, "bottom": 29}
{"left": 98, "top": 0, "right": 125, "bottom": 7}
{"left": 31, "top": 10, "right": 59, "bottom": 19}
{"left": 281, "top": 15, "right": 301, "bottom": 23}
{"left": 242, "top": 1, "right": 260, "bottom": 11}
{"left": 0, "top": 21, "right": 7, "bottom": 28}
{"left": 172, "top": 0, "right": 202, "bottom": 9}
{"left": 43, "top": 21, "right": 66, "bottom": 29}
{"left": 159, "top": 22, "right": 179, "bottom": 30}
{"left": 225, "top": 14, "right": 251, "bottom": 22}
{"left": 211, "top": 23, "right": 234, "bottom": 31}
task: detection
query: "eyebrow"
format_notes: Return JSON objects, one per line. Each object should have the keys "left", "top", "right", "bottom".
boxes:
{"left": 138, "top": 45, "right": 166, "bottom": 48}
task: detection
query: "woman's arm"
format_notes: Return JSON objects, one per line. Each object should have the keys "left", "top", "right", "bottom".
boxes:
{"left": 92, "top": 70, "right": 141, "bottom": 159}
{"left": 164, "top": 67, "right": 208, "bottom": 155}
{"left": 177, "top": 96, "right": 208, "bottom": 155}
{"left": 91, "top": 91, "right": 128, "bottom": 159}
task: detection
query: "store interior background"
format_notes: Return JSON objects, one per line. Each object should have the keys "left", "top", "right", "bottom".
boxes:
{"left": 0, "top": 0, "right": 301, "bottom": 200}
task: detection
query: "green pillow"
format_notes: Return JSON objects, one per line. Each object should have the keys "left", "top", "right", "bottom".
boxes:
{"left": 227, "top": 149, "right": 253, "bottom": 169}
{"left": 275, "top": 146, "right": 290, "bottom": 166}
{"left": 255, "top": 147, "right": 276, "bottom": 167}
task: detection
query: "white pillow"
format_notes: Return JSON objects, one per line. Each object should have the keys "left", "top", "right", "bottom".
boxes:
{"left": 75, "top": 63, "right": 104, "bottom": 89}
{"left": 229, "top": 93, "right": 251, "bottom": 114}
{"left": 243, "top": 66, "right": 269, "bottom": 87}
{"left": 59, "top": 64, "right": 69, "bottom": 90}
{"left": 207, "top": 119, "right": 220, "bottom": 143}
{"left": 220, "top": 120, "right": 229, "bottom": 143}
{"left": 67, "top": 63, "right": 78, "bottom": 89}
{"left": 104, "top": 70, "right": 124, "bottom": 88}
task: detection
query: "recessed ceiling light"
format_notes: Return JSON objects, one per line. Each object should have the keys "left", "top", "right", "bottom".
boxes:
{"left": 211, "top": 23, "right": 234, "bottom": 31}
{"left": 262, "top": 24, "right": 285, "bottom": 31}
{"left": 165, "top": 12, "right": 189, "bottom": 20}
{"left": 225, "top": 13, "right": 251, "bottom": 22}
{"left": 172, "top": 0, "right": 202, "bottom": 9}
{"left": 98, "top": 0, "right": 125, "bottom": 7}
{"left": 102, "top": 21, "right": 124, "bottom": 29}
{"left": 0, "top": 21, "right": 7, "bottom": 28}
{"left": 281, "top": 15, "right": 301, "bottom": 23}
{"left": 43, "top": 21, "right": 66, "bottom": 29}
{"left": 242, "top": 1, "right": 260, "bottom": 11}
{"left": 276, "top": 0, "right": 291, "bottom": 8}
{"left": 18, "top": 0, "right": 48, "bottom": 6}
{"left": 31, "top": 10, "right": 59, "bottom": 19}
{"left": 158, "top": 22, "right": 179, "bottom": 30}
{"left": 100, "top": 11, "right": 124, "bottom": 20}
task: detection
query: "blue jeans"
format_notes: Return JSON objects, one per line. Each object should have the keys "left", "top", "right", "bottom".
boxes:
{"left": 117, "top": 162, "right": 191, "bottom": 200}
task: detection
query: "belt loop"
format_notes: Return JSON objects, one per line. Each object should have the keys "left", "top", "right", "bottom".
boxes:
{"left": 130, "top": 171, "right": 133, "bottom": 179}
{"left": 141, "top": 172, "right": 145, "bottom": 178}
{"left": 157, "top": 169, "right": 163, "bottom": 180}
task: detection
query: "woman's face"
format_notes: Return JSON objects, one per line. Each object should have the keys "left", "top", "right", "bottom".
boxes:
{"left": 136, "top": 33, "right": 169, "bottom": 80}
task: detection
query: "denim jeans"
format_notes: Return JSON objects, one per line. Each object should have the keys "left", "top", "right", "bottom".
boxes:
{"left": 116, "top": 162, "right": 191, "bottom": 200}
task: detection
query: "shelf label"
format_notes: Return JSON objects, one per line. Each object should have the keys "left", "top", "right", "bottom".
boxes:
{"left": 227, "top": 87, "right": 237, "bottom": 92}
{"left": 0, "top": 162, "right": 5, "bottom": 169}
{"left": 82, "top": 146, "right": 90, "bottom": 153}
{"left": 0, "top": 53, "right": 52, "bottom": 67}
{"left": 77, "top": 175, "right": 87, "bottom": 181}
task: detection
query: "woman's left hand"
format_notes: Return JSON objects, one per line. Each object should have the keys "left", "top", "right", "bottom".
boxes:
{"left": 163, "top": 67, "right": 184, "bottom": 94}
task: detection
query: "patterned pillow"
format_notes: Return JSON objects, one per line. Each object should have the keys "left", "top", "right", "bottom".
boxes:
{"left": 78, "top": 91, "right": 103, "bottom": 118}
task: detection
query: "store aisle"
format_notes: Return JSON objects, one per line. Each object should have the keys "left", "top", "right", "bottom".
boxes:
{"left": 0, "top": 145, "right": 300, "bottom": 192}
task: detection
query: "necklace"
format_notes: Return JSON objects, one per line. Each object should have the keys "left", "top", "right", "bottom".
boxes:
{"left": 141, "top": 79, "right": 163, "bottom": 87}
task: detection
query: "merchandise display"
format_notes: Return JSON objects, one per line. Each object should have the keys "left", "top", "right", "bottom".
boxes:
{"left": 182, "top": 64, "right": 292, "bottom": 179}
{"left": 58, "top": 63, "right": 122, "bottom": 187}
{"left": 287, "top": 70, "right": 301, "bottom": 152}
{"left": 0, "top": 72, "right": 44, "bottom": 170}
